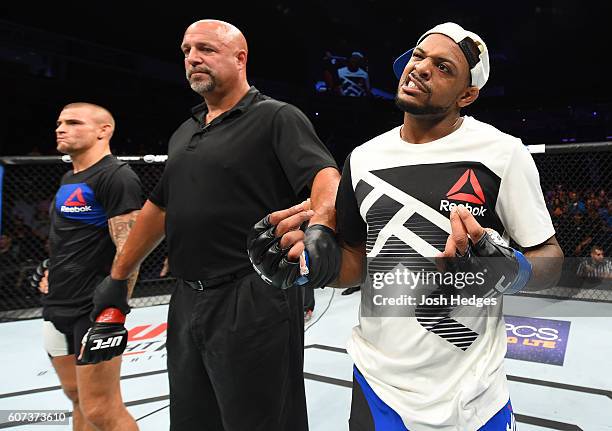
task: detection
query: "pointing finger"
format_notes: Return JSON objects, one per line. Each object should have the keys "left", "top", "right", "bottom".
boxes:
{"left": 456, "top": 205, "right": 485, "bottom": 243}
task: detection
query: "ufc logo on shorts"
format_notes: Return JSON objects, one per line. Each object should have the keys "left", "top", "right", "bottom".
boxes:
{"left": 91, "top": 336, "right": 123, "bottom": 350}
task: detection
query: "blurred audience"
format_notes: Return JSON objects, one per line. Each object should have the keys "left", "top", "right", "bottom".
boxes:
{"left": 546, "top": 185, "right": 610, "bottom": 257}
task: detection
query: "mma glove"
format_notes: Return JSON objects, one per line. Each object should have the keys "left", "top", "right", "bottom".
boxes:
{"left": 442, "top": 230, "right": 532, "bottom": 298}
{"left": 30, "top": 259, "right": 49, "bottom": 290}
{"left": 302, "top": 225, "right": 342, "bottom": 289}
{"left": 247, "top": 215, "right": 341, "bottom": 290}
{"left": 80, "top": 277, "right": 130, "bottom": 364}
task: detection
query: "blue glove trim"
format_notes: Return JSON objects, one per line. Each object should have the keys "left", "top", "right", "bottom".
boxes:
{"left": 504, "top": 250, "right": 532, "bottom": 294}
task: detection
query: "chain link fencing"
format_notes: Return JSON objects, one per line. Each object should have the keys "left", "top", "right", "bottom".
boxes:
{"left": 0, "top": 144, "right": 610, "bottom": 320}
{"left": 525, "top": 142, "right": 611, "bottom": 302}
{"left": 0, "top": 156, "right": 171, "bottom": 321}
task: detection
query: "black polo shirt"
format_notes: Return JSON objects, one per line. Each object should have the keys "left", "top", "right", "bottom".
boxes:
{"left": 149, "top": 87, "right": 337, "bottom": 280}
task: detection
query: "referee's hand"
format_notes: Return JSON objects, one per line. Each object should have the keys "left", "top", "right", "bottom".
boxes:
{"left": 268, "top": 200, "right": 313, "bottom": 262}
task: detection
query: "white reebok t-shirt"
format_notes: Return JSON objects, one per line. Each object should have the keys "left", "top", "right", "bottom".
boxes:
{"left": 335, "top": 116, "right": 555, "bottom": 430}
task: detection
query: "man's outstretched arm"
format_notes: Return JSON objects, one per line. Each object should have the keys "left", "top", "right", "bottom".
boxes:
{"left": 522, "top": 234, "right": 564, "bottom": 291}
{"left": 308, "top": 167, "right": 340, "bottom": 230}
{"left": 329, "top": 241, "right": 366, "bottom": 289}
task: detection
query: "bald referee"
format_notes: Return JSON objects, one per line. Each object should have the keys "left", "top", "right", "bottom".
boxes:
{"left": 82, "top": 19, "right": 340, "bottom": 431}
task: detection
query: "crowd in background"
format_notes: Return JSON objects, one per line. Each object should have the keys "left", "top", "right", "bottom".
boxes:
{"left": 546, "top": 186, "right": 611, "bottom": 257}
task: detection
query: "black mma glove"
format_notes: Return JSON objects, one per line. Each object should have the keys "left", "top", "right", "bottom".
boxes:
{"left": 89, "top": 276, "right": 131, "bottom": 319}
{"left": 247, "top": 215, "right": 301, "bottom": 289}
{"left": 442, "top": 230, "right": 532, "bottom": 298}
{"left": 80, "top": 308, "right": 128, "bottom": 364}
{"left": 80, "top": 277, "right": 130, "bottom": 364}
{"left": 30, "top": 259, "right": 49, "bottom": 290}
{"left": 247, "top": 215, "right": 341, "bottom": 289}
{"left": 302, "top": 225, "right": 341, "bottom": 289}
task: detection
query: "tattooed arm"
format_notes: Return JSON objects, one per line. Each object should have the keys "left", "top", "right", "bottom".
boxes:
{"left": 108, "top": 210, "right": 141, "bottom": 298}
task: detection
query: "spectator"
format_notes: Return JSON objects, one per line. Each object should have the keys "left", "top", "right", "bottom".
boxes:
{"left": 550, "top": 197, "right": 566, "bottom": 218}
{"left": 603, "top": 201, "right": 612, "bottom": 230}
{"left": 574, "top": 234, "right": 593, "bottom": 257}
{"left": 577, "top": 245, "right": 612, "bottom": 284}
{"left": 568, "top": 191, "right": 586, "bottom": 215}
{"left": 586, "top": 208, "right": 607, "bottom": 247}
{"left": 319, "top": 51, "right": 343, "bottom": 95}
{"left": 337, "top": 52, "right": 371, "bottom": 97}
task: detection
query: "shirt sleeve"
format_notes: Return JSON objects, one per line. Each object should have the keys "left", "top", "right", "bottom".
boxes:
{"left": 336, "top": 153, "right": 367, "bottom": 246}
{"left": 271, "top": 104, "right": 338, "bottom": 196}
{"left": 495, "top": 142, "right": 555, "bottom": 247}
{"left": 99, "top": 164, "right": 144, "bottom": 219}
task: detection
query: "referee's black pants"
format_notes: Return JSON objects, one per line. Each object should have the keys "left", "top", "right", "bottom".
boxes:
{"left": 167, "top": 273, "right": 308, "bottom": 431}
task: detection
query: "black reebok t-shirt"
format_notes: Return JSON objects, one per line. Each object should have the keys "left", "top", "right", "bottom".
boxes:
{"left": 43, "top": 155, "right": 143, "bottom": 322}
{"left": 149, "top": 87, "right": 337, "bottom": 280}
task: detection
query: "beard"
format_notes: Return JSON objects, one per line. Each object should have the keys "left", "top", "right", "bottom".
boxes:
{"left": 187, "top": 69, "right": 216, "bottom": 94}
{"left": 56, "top": 141, "right": 73, "bottom": 155}
{"left": 394, "top": 94, "right": 449, "bottom": 116}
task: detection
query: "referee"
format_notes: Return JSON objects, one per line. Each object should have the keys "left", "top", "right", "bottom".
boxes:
{"left": 87, "top": 19, "right": 339, "bottom": 431}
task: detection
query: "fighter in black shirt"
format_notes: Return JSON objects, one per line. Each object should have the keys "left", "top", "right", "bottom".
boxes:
{"left": 38, "top": 103, "right": 142, "bottom": 431}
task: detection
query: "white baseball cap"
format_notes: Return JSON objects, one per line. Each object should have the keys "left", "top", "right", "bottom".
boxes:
{"left": 392, "top": 22, "right": 490, "bottom": 89}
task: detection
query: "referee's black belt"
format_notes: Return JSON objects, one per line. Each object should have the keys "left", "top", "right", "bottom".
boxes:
{"left": 181, "top": 267, "right": 253, "bottom": 291}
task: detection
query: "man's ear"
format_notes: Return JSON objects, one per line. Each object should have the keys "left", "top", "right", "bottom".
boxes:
{"left": 457, "top": 86, "right": 480, "bottom": 108}
{"left": 98, "top": 124, "right": 113, "bottom": 140}
{"left": 236, "top": 50, "right": 247, "bottom": 71}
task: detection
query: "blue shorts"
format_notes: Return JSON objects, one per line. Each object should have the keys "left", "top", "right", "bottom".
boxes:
{"left": 349, "top": 367, "right": 516, "bottom": 430}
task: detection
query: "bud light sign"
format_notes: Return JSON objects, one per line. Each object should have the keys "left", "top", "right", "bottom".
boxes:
{"left": 504, "top": 315, "right": 571, "bottom": 366}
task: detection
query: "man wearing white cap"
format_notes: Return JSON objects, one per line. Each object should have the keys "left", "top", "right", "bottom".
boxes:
{"left": 248, "top": 22, "right": 563, "bottom": 430}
